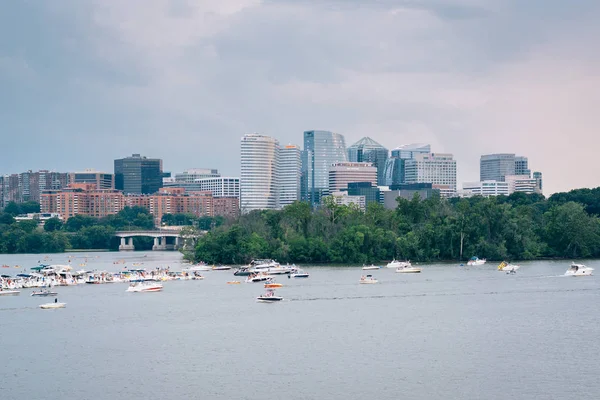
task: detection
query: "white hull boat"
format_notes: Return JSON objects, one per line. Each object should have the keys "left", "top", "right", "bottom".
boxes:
{"left": 386, "top": 260, "right": 412, "bottom": 269}
{"left": 396, "top": 266, "right": 422, "bottom": 273}
{"left": 31, "top": 291, "right": 58, "bottom": 297}
{"left": 498, "top": 262, "right": 520, "bottom": 272}
{"left": 256, "top": 289, "right": 283, "bottom": 302}
{"left": 0, "top": 290, "right": 20, "bottom": 296}
{"left": 126, "top": 282, "right": 163, "bottom": 292}
{"left": 40, "top": 302, "right": 66, "bottom": 309}
{"left": 565, "top": 263, "right": 594, "bottom": 276}
{"left": 359, "top": 275, "right": 378, "bottom": 284}
{"left": 212, "top": 266, "right": 231, "bottom": 271}
{"left": 189, "top": 265, "right": 212, "bottom": 272}
{"left": 291, "top": 270, "right": 309, "bottom": 278}
{"left": 362, "top": 265, "right": 381, "bottom": 271}
{"left": 467, "top": 257, "right": 487, "bottom": 266}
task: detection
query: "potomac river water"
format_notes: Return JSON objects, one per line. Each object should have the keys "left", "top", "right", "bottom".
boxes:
{"left": 1, "top": 251, "right": 599, "bottom": 400}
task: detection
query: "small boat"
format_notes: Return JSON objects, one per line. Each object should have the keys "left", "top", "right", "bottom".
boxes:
{"left": 189, "top": 264, "right": 212, "bottom": 272}
{"left": 565, "top": 263, "right": 594, "bottom": 276}
{"left": 386, "top": 260, "right": 412, "bottom": 269}
{"left": 359, "top": 275, "right": 378, "bottom": 284}
{"left": 245, "top": 273, "right": 272, "bottom": 283}
{"left": 396, "top": 265, "right": 422, "bottom": 273}
{"left": 467, "top": 257, "right": 487, "bottom": 266}
{"left": 40, "top": 302, "right": 66, "bottom": 309}
{"left": 0, "top": 290, "right": 20, "bottom": 296}
{"left": 126, "top": 281, "right": 163, "bottom": 292}
{"left": 31, "top": 290, "right": 58, "bottom": 297}
{"left": 498, "top": 261, "right": 520, "bottom": 272}
{"left": 212, "top": 265, "right": 231, "bottom": 271}
{"left": 291, "top": 269, "right": 309, "bottom": 278}
{"left": 256, "top": 289, "right": 283, "bottom": 303}
{"left": 227, "top": 281, "right": 241, "bottom": 285}
{"left": 362, "top": 265, "right": 381, "bottom": 270}
{"left": 264, "top": 279, "right": 283, "bottom": 288}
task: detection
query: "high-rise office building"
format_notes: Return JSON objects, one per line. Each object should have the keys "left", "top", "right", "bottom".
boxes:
{"left": 240, "top": 134, "right": 280, "bottom": 212}
{"left": 302, "top": 130, "right": 347, "bottom": 205}
{"left": 480, "top": 154, "right": 516, "bottom": 182}
{"left": 68, "top": 170, "right": 114, "bottom": 190}
{"left": 514, "top": 156, "right": 531, "bottom": 177}
{"left": 174, "top": 169, "right": 220, "bottom": 182}
{"left": 533, "top": 171, "right": 543, "bottom": 193}
{"left": 328, "top": 162, "right": 377, "bottom": 193}
{"left": 383, "top": 144, "right": 431, "bottom": 187}
{"left": 404, "top": 153, "right": 457, "bottom": 198}
{"left": 279, "top": 145, "right": 302, "bottom": 207}
{"left": 347, "top": 137, "right": 388, "bottom": 186}
{"left": 114, "top": 154, "right": 163, "bottom": 195}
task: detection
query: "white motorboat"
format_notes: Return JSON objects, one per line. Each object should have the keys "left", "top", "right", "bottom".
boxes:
{"left": 467, "top": 257, "right": 487, "bottom": 266}
{"left": 565, "top": 263, "right": 594, "bottom": 276}
{"left": 256, "top": 289, "right": 283, "bottom": 303}
{"left": 40, "top": 302, "right": 66, "bottom": 309}
{"left": 126, "top": 281, "right": 163, "bottom": 292}
{"left": 245, "top": 273, "right": 272, "bottom": 283}
{"left": 291, "top": 269, "right": 309, "bottom": 278}
{"left": 362, "top": 265, "right": 381, "bottom": 270}
{"left": 386, "top": 260, "right": 412, "bottom": 269}
{"left": 395, "top": 265, "right": 422, "bottom": 273}
{"left": 212, "top": 265, "right": 231, "bottom": 271}
{"left": 247, "top": 260, "right": 294, "bottom": 275}
{"left": 189, "top": 264, "right": 212, "bottom": 272}
{"left": 498, "top": 262, "right": 520, "bottom": 272}
{"left": 0, "top": 289, "right": 20, "bottom": 296}
{"left": 31, "top": 290, "right": 58, "bottom": 297}
{"left": 359, "top": 275, "right": 378, "bottom": 284}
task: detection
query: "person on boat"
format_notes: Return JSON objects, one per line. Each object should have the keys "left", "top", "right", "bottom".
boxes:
{"left": 54, "top": 298, "right": 58, "bottom": 303}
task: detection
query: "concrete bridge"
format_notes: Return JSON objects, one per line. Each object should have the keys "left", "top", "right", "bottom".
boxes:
{"left": 114, "top": 229, "right": 197, "bottom": 251}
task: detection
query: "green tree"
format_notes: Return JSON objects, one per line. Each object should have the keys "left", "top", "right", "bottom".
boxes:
{"left": 44, "top": 217, "right": 63, "bottom": 232}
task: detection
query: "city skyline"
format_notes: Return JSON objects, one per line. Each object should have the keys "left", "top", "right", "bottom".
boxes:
{"left": 2, "top": 1, "right": 600, "bottom": 195}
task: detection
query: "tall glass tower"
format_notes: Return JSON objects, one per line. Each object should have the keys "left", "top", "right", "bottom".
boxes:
{"left": 302, "top": 130, "right": 347, "bottom": 206}
{"left": 383, "top": 144, "right": 430, "bottom": 186}
{"left": 240, "top": 134, "right": 280, "bottom": 212}
{"left": 279, "top": 144, "right": 302, "bottom": 207}
{"left": 347, "top": 137, "right": 388, "bottom": 185}
{"left": 114, "top": 154, "right": 163, "bottom": 195}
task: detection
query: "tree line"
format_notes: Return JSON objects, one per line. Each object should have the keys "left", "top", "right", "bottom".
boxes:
{"left": 0, "top": 205, "right": 211, "bottom": 253}
{"left": 191, "top": 188, "right": 600, "bottom": 264}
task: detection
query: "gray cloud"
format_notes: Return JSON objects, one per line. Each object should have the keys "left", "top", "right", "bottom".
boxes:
{"left": 1, "top": 0, "right": 599, "bottom": 194}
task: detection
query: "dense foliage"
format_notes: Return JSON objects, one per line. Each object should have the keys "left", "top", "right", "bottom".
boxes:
{"left": 192, "top": 190, "right": 600, "bottom": 264}
{"left": 0, "top": 206, "right": 158, "bottom": 253}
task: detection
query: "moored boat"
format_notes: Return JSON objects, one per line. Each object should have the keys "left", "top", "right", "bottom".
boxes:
{"left": 396, "top": 265, "right": 422, "bottom": 273}
{"left": 40, "top": 302, "right": 66, "bottom": 309}
{"left": 126, "top": 281, "right": 163, "bottom": 292}
{"left": 31, "top": 290, "right": 58, "bottom": 297}
{"left": 0, "top": 289, "right": 20, "bottom": 296}
{"left": 386, "top": 260, "right": 412, "bottom": 269}
{"left": 264, "top": 279, "right": 283, "bottom": 288}
{"left": 245, "top": 273, "right": 272, "bottom": 283}
{"left": 362, "top": 265, "right": 381, "bottom": 270}
{"left": 467, "top": 257, "right": 487, "bottom": 266}
{"left": 291, "top": 269, "right": 309, "bottom": 278}
{"left": 359, "top": 275, "right": 378, "bottom": 284}
{"left": 565, "top": 263, "right": 594, "bottom": 276}
{"left": 227, "top": 281, "right": 241, "bottom": 285}
{"left": 498, "top": 261, "right": 520, "bottom": 272}
{"left": 212, "top": 265, "right": 231, "bottom": 271}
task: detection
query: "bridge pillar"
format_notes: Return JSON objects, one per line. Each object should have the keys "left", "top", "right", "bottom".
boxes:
{"left": 119, "top": 237, "right": 135, "bottom": 251}
{"left": 152, "top": 236, "right": 167, "bottom": 251}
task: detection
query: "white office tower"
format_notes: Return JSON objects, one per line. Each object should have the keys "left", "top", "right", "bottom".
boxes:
{"left": 240, "top": 134, "right": 280, "bottom": 212}
{"left": 279, "top": 145, "right": 302, "bottom": 207}
{"left": 404, "top": 153, "right": 457, "bottom": 198}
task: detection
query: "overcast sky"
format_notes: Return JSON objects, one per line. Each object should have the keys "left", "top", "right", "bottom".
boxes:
{"left": 2, "top": 0, "right": 599, "bottom": 195}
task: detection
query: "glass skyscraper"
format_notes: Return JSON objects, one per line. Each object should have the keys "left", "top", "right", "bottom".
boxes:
{"left": 302, "top": 130, "right": 347, "bottom": 205}
{"left": 240, "top": 134, "right": 280, "bottom": 212}
{"left": 347, "top": 137, "right": 388, "bottom": 186}
{"left": 480, "top": 154, "right": 516, "bottom": 182}
{"left": 114, "top": 154, "right": 163, "bottom": 195}
{"left": 279, "top": 145, "right": 302, "bottom": 207}
{"left": 383, "top": 144, "right": 431, "bottom": 186}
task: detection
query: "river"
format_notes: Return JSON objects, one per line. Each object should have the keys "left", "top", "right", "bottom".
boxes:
{"left": 1, "top": 251, "right": 599, "bottom": 400}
